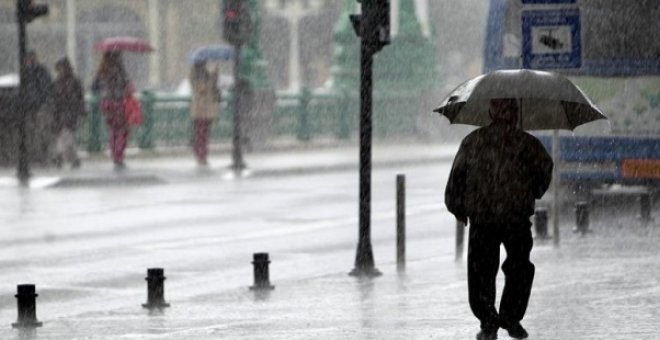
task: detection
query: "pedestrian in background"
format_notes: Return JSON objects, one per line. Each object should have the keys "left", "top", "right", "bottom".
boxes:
{"left": 189, "top": 61, "right": 220, "bottom": 166}
{"left": 23, "top": 50, "right": 52, "bottom": 114}
{"left": 51, "top": 57, "right": 85, "bottom": 168}
{"left": 92, "top": 51, "right": 131, "bottom": 170}
{"left": 24, "top": 50, "right": 53, "bottom": 163}
{"left": 445, "top": 99, "right": 553, "bottom": 340}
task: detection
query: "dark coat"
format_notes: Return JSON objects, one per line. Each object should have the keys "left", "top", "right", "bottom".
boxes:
{"left": 23, "top": 63, "right": 52, "bottom": 112}
{"left": 52, "top": 74, "right": 85, "bottom": 131}
{"left": 445, "top": 121, "right": 553, "bottom": 224}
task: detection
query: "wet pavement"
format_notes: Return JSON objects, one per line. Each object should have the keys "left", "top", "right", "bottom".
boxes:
{"left": 0, "top": 142, "right": 459, "bottom": 187}
{"left": 4, "top": 218, "right": 659, "bottom": 340}
{"left": 0, "top": 143, "right": 658, "bottom": 339}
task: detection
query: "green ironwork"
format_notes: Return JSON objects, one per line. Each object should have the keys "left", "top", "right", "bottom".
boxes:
{"left": 328, "top": 0, "right": 443, "bottom": 137}
{"left": 331, "top": 0, "right": 361, "bottom": 93}
{"left": 138, "top": 91, "right": 156, "bottom": 149}
{"left": 78, "top": 92, "right": 356, "bottom": 151}
{"left": 375, "top": 0, "right": 441, "bottom": 136}
{"left": 337, "top": 90, "right": 352, "bottom": 139}
{"left": 241, "top": 0, "right": 272, "bottom": 90}
{"left": 86, "top": 93, "right": 103, "bottom": 152}
{"left": 374, "top": 0, "right": 441, "bottom": 94}
{"left": 297, "top": 87, "right": 312, "bottom": 141}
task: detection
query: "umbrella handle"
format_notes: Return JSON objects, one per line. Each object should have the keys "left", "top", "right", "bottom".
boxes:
{"left": 519, "top": 98, "right": 523, "bottom": 130}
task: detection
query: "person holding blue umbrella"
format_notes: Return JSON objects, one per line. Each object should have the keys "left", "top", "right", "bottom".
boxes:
{"left": 189, "top": 61, "right": 221, "bottom": 166}
{"left": 188, "top": 44, "right": 234, "bottom": 64}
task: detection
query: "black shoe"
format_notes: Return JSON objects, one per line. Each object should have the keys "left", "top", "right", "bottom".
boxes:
{"left": 502, "top": 323, "right": 528, "bottom": 339}
{"left": 476, "top": 328, "right": 498, "bottom": 340}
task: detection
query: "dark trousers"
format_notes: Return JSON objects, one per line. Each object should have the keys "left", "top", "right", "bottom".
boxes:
{"left": 467, "top": 220, "right": 535, "bottom": 329}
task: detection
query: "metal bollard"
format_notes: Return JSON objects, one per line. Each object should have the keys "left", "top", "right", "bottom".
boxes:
{"left": 396, "top": 174, "right": 406, "bottom": 272}
{"left": 12, "top": 284, "right": 43, "bottom": 328}
{"left": 142, "top": 268, "right": 170, "bottom": 309}
{"left": 575, "top": 201, "right": 590, "bottom": 234}
{"left": 640, "top": 192, "right": 652, "bottom": 225}
{"left": 534, "top": 207, "right": 549, "bottom": 239}
{"left": 455, "top": 220, "right": 465, "bottom": 261}
{"left": 250, "top": 253, "right": 275, "bottom": 290}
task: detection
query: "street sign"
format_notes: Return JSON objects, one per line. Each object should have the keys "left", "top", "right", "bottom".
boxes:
{"left": 485, "top": 0, "right": 660, "bottom": 76}
{"left": 522, "top": 9, "right": 581, "bottom": 69}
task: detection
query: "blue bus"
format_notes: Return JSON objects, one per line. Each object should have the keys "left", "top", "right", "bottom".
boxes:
{"left": 483, "top": 0, "right": 660, "bottom": 192}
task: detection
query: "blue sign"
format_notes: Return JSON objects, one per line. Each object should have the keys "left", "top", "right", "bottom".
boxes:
{"left": 522, "top": 0, "right": 576, "bottom": 3}
{"left": 522, "top": 9, "right": 581, "bottom": 69}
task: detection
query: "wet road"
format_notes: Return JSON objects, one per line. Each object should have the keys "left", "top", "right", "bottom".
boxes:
{"left": 2, "top": 160, "right": 659, "bottom": 339}
{"left": 0, "top": 163, "right": 457, "bottom": 338}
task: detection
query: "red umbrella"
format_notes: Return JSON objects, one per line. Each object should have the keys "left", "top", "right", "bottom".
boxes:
{"left": 93, "top": 36, "right": 154, "bottom": 53}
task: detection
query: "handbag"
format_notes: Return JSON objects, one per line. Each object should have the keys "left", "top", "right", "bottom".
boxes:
{"left": 124, "top": 94, "right": 143, "bottom": 126}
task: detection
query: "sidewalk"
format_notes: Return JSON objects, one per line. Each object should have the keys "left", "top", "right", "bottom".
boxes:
{"left": 0, "top": 141, "right": 460, "bottom": 187}
{"left": 3, "top": 142, "right": 659, "bottom": 339}
{"left": 10, "top": 211, "right": 659, "bottom": 340}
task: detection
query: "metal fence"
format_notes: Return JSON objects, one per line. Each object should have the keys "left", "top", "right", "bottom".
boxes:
{"left": 79, "top": 90, "right": 421, "bottom": 152}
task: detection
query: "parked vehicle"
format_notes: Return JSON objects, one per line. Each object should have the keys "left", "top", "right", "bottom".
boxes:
{"left": 484, "top": 0, "right": 660, "bottom": 197}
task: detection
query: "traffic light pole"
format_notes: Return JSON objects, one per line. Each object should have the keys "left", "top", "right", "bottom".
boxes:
{"left": 231, "top": 42, "right": 246, "bottom": 174}
{"left": 350, "top": 30, "right": 381, "bottom": 278}
{"left": 16, "top": 9, "right": 30, "bottom": 185}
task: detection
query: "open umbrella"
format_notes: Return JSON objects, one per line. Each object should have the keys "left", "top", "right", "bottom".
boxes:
{"left": 187, "top": 44, "right": 234, "bottom": 64}
{"left": 434, "top": 68, "right": 607, "bottom": 246}
{"left": 94, "top": 36, "right": 154, "bottom": 53}
{"left": 434, "top": 69, "right": 606, "bottom": 130}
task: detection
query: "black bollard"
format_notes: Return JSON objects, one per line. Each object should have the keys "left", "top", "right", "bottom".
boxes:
{"left": 534, "top": 207, "right": 549, "bottom": 239}
{"left": 396, "top": 174, "right": 406, "bottom": 272}
{"left": 250, "top": 253, "right": 274, "bottom": 290}
{"left": 142, "top": 268, "right": 170, "bottom": 309}
{"left": 455, "top": 219, "right": 465, "bottom": 261}
{"left": 640, "top": 192, "right": 652, "bottom": 225}
{"left": 575, "top": 201, "right": 590, "bottom": 234}
{"left": 12, "top": 284, "right": 43, "bottom": 328}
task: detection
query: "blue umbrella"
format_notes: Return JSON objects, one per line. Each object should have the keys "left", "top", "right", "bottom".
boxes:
{"left": 187, "top": 44, "right": 234, "bottom": 63}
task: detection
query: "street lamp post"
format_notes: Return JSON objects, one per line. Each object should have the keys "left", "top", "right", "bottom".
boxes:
{"left": 15, "top": 0, "right": 49, "bottom": 185}
{"left": 223, "top": 0, "right": 253, "bottom": 174}
{"left": 231, "top": 43, "right": 246, "bottom": 173}
{"left": 349, "top": 0, "right": 390, "bottom": 277}
{"left": 16, "top": 9, "right": 29, "bottom": 185}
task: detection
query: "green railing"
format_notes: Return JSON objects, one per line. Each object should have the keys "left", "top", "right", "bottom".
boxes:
{"left": 81, "top": 89, "right": 419, "bottom": 153}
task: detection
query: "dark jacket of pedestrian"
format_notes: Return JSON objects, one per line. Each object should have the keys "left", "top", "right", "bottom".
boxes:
{"left": 52, "top": 58, "right": 85, "bottom": 131}
{"left": 23, "top": 52, "right": 52, "bottom": 112}
{"left": 445, "top": 116, "right": 553, "bottom": 225}
{"left": 445, "top": 99, "right": 554, "bottom": 338}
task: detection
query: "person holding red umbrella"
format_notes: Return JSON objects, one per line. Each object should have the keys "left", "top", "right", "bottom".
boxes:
{"left": 92, "top": 51, "right": 132, "bottom": 170}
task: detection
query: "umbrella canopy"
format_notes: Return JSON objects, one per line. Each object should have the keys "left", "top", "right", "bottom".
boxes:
{"left": 187, "top": 45, "right": 234, "bottom": 64}
{"left": 94, "top": 36, "right": 154, "bottom": 53}
{"left": 434, "top": 69, "right": 607, "bottom": 130}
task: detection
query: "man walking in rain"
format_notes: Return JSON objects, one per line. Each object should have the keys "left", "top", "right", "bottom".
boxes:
{"left": 445, "top": 98, "right": 553, "bottom": 340}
